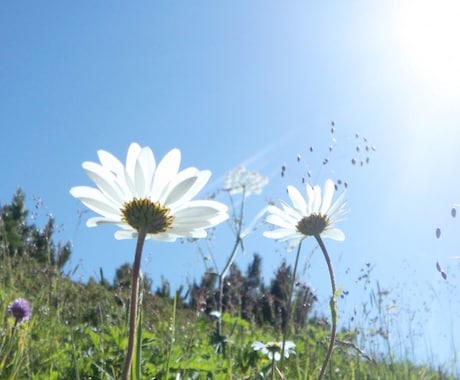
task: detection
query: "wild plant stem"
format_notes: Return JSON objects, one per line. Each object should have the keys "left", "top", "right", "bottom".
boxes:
{"left": 280, "top": 241, "right": 302, "bottom": 370}
{"left": 165, "top": 293, "right": 177, "bottom": 379}
{"left": 121, "top": 230, "right": 147, "bottom": 380}
{"left": 315, "top": 234, "right": 337, "bottom": 380}
{"left": 217, "top": 191, "right": 245, "bottom": 336}
{"left": 217, "top": 234, "right": 241, "bottom": 335}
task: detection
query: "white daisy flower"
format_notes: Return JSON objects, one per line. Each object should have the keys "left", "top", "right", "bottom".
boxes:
{"left": 70, "top": 143, "right": 228, "bottom": 241}
{"left": 251, "top": 341, "right": 296, "bottom": 361}
{"left": 263, "top": 179, "right": 347, "bottom": 248}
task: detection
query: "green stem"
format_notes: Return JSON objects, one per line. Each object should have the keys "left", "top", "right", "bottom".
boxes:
{"left": 217, "top": 236, "right": 241, "bottom": 336}
{"left": 164, "top": 293, "right": 177, "bottom": 379}
{"left": 217, "top": 191, "right": 245, "bottom": 336}
{"left": 121, "top": 230, "right": 147, "bottom": 380}
{"left": 315, "top": 234, "right": 337, "bottom": 380}
{"left": 280, "top": 240, "right": 302, "bottom": 370}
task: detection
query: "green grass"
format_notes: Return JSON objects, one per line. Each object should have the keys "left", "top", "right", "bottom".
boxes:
{"left": 0, "top": 189, "right": 457, "bottom": 379}
{"left": 0, "top": 253, "right": 457, "bottom": 380}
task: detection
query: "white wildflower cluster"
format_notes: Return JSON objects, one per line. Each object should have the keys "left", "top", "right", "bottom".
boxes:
{"left": 224, "top": 166, "right": 268, "bottom": 197}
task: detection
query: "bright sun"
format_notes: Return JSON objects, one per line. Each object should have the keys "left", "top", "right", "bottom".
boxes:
{"left": 394, "top": 0, "right": 460, "bottom": 100}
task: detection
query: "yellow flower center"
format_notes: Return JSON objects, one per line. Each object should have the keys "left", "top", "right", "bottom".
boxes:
{"left": 267, "top": 342, "right": 282, "bottom": 353}
{"left": 296, "top": 214, "right": 328, "bottom": 237}
{"left": 121, "top": 198, "right": 174, "bottom": 234}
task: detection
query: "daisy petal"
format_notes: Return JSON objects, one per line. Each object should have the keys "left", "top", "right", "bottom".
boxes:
{"left": 320, "top": 179, "right": 334, "bottom": 214}
{"left": 162, "top": 167, "right": 210, "bottom": 207}
{"left": 310, "top": 185, "right": 321, "bottom": 213}
{"left": 287, "top": 185, "right": 307, "bottom": 212}
{"left": 70, "top": 186, "right": 120, "bottom": 219}
{"left": 135, "top": 146, "right": 156, "bottom": 196}
{"left": 173, "top": 201, "right": 228, "bottom": 228}
{"left": 125, "top": 143, "right": 143, "bottom": 184}
{"left": 97, "top": 149, "right": 125, "bottom": 177}
{"left": 265, "top": 213, "right": 296, "bottom": 229}
{"left": 322, "top": 227, "right": 345, "bottom": 241}
{"left": 114, "top": 229, "right": 138, "bottom": 240}
{"left": 151, "top": 148, "right": 181, "bottom": 200}
{"left": 86, "top": 216, "right": 123, "bottom": 227}
{"left": 263, "top": 228, "right": 299, "bottom": 240}
{"left": 82, "top": 161, "right": 126, "bottom": 204}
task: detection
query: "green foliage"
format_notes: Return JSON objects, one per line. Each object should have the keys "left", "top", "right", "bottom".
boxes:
{"left": 0, "top": 258, "right": 457, "bottom": 379}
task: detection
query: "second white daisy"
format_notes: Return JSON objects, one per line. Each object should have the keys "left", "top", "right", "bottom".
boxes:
{"left": 263, "top": 179, "right": 347, "bottom": 248}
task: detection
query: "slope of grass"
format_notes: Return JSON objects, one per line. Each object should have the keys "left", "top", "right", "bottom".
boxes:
{"left": 0, "top": 252, "right": 457, "bottom": 380}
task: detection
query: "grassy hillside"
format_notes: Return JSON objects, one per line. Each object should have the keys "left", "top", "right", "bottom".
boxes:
{"left": 0, "top": 190, "right": 457, "bottom": 379}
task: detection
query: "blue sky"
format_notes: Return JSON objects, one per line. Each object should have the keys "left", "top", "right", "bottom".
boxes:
{"left": 1, "top": 0, "right": 460, "bottom": 371}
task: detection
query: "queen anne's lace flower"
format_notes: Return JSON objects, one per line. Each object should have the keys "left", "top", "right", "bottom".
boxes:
{"left": 264, "top": 179, "right": 347, "bottom": 249}
{"left": 70, "top": 143, "right": 228, "bottom": 241}
{"left": 223, "top": 166, "right": 268, "bottom": 197}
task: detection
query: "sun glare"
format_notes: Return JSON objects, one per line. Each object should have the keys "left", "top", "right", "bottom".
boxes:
{"left": 394, "top": 0, "right": 460, "bottom": 100}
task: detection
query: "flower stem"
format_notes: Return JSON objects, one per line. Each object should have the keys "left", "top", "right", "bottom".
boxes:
{"left": 217, "top": 191, "right": 245, "bottom": 336}
{"left": 315, "top": 234, "right": 337, "bottom": 380}
{"left": 280, "top": 240, "right": 302, "bottom": 370}
{"left": 121, "top": 230, "right": 147, "bottom": 380}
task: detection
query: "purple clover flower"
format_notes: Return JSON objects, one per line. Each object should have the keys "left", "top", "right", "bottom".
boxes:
{"left": 7, "top": 298, "right": 32, "bottom": 324}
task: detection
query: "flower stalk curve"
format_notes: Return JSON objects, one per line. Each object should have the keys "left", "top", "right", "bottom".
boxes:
{"left": 315, "top": 234, "right": 338, "bottom": 380}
